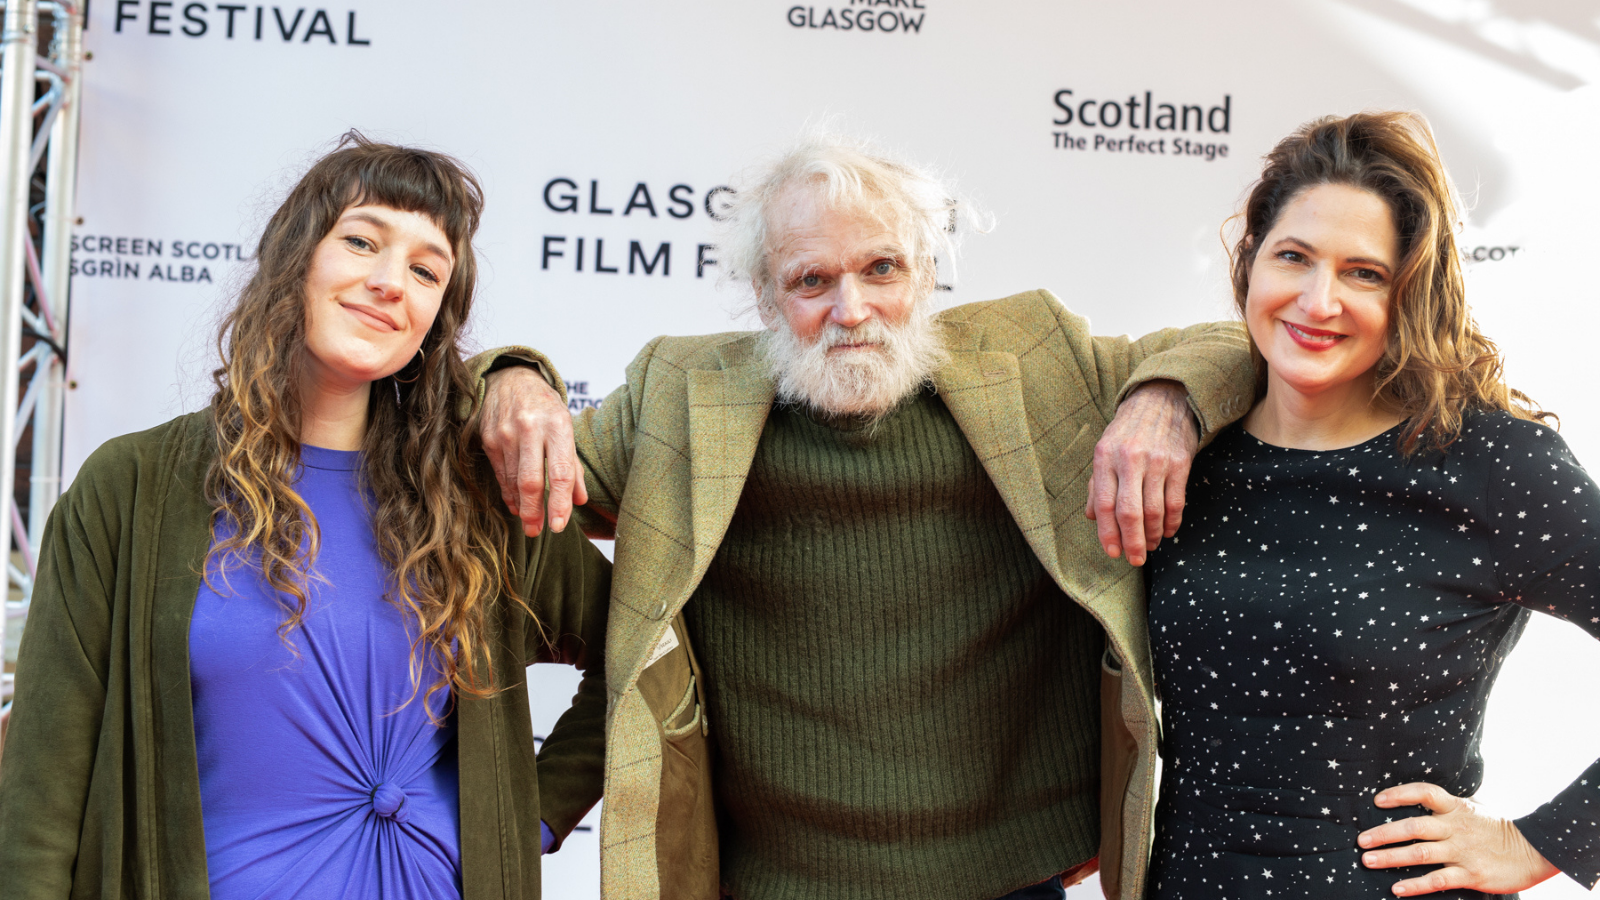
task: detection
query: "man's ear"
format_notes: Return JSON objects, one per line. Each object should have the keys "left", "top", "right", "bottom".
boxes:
{"left": 754, "top": 281, "right": 779, "bottom": 329}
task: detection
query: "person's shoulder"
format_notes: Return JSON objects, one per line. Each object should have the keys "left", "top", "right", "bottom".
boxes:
{"left": 935, "top": 289, "right": 1085, "bottom": 345}
{"left": 70, "top": 412, "right": 211, "bottom": 501}
{"left": 1457, "top": 409, "right": 1565, "bottom": 453}
{"left": 642, "top": 330, "right": 759, "bottom": 365}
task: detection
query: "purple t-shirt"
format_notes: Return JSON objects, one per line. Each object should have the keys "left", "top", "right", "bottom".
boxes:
{"left": 189, "top": 445, "right": 460, "bottom": 899}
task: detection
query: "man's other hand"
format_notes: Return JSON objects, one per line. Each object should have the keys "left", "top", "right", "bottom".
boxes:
{"left": 1084, "top": 379, "right": 1199, "bottom": 566}
{"left": 480, "top": 366, "right": 587, "bottom": 536}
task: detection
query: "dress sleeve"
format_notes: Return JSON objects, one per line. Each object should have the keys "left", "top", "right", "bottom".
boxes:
{"left": 1484, "top": 416, "right": 1600, "bottom": 889}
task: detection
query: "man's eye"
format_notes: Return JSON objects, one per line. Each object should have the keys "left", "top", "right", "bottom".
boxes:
{"left": 801, "top": 274, "right": 821, "bottom": 288}
{"left": 873, "top": 261, "right": 894, "bottom": 275}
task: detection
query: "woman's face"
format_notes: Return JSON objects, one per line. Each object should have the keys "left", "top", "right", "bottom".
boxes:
{"left": 302, "top": 204, "right": 454, "bottom": 393}
{"left": 1245, "top": 183, "right": 1399, "bottom": 404}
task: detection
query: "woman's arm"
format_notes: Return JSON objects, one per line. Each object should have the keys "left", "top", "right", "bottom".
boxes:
{"left": 519, "top": 523, "right": 612, "bottom": 851}
{"left": 1358, "top": 415, "right": 1600, "bottom": 895}
{"left": 0, "top": 474, "right": 120, "bottom": 896}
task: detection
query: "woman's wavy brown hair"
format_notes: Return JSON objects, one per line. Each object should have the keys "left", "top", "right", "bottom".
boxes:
{"left": 206, "top": 132, "right": 527, "bottom": 718}
{"left": 1229, "top": 111, "right": 1551, "bottom": 454}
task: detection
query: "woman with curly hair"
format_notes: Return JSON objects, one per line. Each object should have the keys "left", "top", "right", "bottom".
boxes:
{"left": 1145, "top": 111, "right": 1600, "bottom": 898}
{"left": 0, "top": 134, "right": 609, "bottom": 899}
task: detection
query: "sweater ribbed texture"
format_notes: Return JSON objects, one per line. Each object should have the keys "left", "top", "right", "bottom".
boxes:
{"left": 685, "top": 388, "right": 1103, "bottom": 900}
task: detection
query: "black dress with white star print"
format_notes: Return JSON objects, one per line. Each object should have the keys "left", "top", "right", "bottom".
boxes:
{"left": 1145, "top": 412, "right": 1600, "bottom": 899}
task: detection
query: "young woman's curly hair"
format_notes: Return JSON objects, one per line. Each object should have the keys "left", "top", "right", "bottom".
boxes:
{"left": 206, "top": 131, "right": 527, "bottom": 717}
{"left": 1229, "top": 111, "right": 1552, "bottom": 454}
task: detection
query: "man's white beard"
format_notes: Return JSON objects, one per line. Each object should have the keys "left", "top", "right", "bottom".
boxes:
{"left": 758, "top": 305, "right": 948, "bottom": 420}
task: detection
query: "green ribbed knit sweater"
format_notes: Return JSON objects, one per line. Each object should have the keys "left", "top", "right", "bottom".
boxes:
{"left": 684, "top": 388, "right": 1104, "bottom": 900}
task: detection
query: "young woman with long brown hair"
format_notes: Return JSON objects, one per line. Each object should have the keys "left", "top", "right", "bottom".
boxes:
{"left": 1145, "top": 112, "right": 1600, "bottom": 898}
{"left": 0, "top": 134, "right": 610, "bottom": 899}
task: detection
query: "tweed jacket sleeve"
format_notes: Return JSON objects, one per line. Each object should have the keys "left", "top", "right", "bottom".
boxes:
{"left": 463, "top": 346, "right": 571, "bottom": 413}
{"left": 567, "top": 335, "right": 674, "bottom": 539}
{"left": 1037, "top": 293, "right": 1254, "bottom": 443}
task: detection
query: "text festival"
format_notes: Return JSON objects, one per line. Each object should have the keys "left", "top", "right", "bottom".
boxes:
{"left": 108, "top": 2, "right": 371, "bottom": 44}
{"left": 1052, "top": 89, "right": 1232, "bottom": 161}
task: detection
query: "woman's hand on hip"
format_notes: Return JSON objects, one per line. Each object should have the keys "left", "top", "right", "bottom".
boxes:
{"left": 1357, "top": 781, "right": 1559, "bottom": 895}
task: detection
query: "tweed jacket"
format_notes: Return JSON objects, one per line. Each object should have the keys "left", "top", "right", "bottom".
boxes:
{"left": 0, "top": 411, "right": 612, "bottom": 900}
{"left": 548, "top": 290, "right": 1253, "bottom": 900}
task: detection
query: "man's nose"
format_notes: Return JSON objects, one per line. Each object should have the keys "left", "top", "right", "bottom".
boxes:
{"left": 829, "top": 277, "right": 870, "bottom": 328}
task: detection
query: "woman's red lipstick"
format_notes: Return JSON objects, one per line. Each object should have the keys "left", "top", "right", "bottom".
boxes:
{"left": 1282, "top": 320, "right": 1346, "bottom": 351}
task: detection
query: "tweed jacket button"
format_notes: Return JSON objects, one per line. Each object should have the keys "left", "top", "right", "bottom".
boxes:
{"left": 654, "top": 601, "right": 669, "bottom": 620}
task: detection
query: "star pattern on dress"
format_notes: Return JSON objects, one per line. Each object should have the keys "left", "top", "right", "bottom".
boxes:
{"left": 1144, "top": 412, "right": 1600, "bottom": 898}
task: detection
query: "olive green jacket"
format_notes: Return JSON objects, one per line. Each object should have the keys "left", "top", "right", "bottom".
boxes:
{"left": 535, "top": 290, "right": 1254, "bottom": 900}
{"left": 0, "top": 407, "right": 612, "bottom": 900}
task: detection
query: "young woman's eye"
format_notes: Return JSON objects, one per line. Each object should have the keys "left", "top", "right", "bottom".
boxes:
{"left": 1277, "top": 250, "right": 1305, "bottom": 264}
{"left": 1350, "top": 267, "right": 1384, "bottom": 283}
{"left": 344, "top": 235, "right": 374, "bottom": 251}
{"left": 412, "top": 265, "right": 440, "bottom": 285}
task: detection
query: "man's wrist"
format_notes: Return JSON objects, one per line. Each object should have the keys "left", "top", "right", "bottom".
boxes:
{"left": 1129, "top": 379, "right": 1200, "bottom": 435}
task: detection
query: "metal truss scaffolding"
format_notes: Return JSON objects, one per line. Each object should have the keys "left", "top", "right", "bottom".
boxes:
{"left": 0, "top": 0, "right": 83, "bottom": 736}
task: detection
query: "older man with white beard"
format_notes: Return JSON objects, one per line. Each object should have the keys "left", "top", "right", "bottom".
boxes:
{"left": 476, "top": 136, "right": 1255, "bottom": 900}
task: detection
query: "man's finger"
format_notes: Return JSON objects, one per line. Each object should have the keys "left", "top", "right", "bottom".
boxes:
{"left": 544, "top": 446, "right": 576, "bottom": 534}
{"left": 1093, "top": 465, "right": 1122, "bottom": 558}
{"left": 1163, "top": 457, "right": 1189, "bottom": 538}
{"left": 1142, "top": 468, "right": 1165, "bottom": 552}
{"left": 482, "top": 428, "right": 513, "bottom": 511}
{"left": 1115, "top": 467, "right": 1148, "bottom": 566}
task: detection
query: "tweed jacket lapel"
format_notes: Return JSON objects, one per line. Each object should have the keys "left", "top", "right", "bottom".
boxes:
{"left": 685, "top": 342, "right": 776, "bottom": 596}
{"left": 931, "top": 322, "right": 1063, "bottom": 581}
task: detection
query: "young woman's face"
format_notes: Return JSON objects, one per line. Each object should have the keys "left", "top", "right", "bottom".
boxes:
{"left": 1245, "top": 183, "right": 1400, "bottom": 403}
{"left": 301, "top": 204, "right": 453, "bottom": 393}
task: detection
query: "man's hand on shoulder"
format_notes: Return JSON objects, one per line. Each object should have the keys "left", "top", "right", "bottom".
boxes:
{"left": 1085, "top": 379, "right": 1198, "bottom": 566}
{"left": 480, "top": 366, "right": 587, "bottom": 536}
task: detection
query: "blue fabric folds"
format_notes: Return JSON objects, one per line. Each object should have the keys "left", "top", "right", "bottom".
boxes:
{"left": 189, "top": 445, "right": 461, "bottom": 900}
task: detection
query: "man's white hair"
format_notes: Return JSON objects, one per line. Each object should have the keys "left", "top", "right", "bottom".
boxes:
{"left": 718, "top": 132, "right": 983, "bottom": 313}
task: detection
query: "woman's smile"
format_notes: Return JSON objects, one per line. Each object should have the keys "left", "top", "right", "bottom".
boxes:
{"left": 1282, "top": 320, "right": 1347, "bottom": 350}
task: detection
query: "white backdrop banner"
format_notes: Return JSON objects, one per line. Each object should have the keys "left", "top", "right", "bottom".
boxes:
{"left": 61, "top": 2, "right": 1600, "bottom": 897}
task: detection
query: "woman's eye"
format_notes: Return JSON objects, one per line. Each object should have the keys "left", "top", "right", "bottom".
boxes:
{"left": 801, "top": 274, "right": 821, "bottom": 288}
{"left": 1348, "top": 267, "right": 1384, "bottom": 283}
{"left": 412, "top": 265, "right": 440, "bottom": 285}
{"left": 345, "top": 235, "right": 374, "bottom": 251}
{"left": 1277, "top": 250, "right": 1305, "bottom": 264}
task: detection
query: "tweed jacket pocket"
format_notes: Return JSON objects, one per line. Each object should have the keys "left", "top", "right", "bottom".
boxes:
{"left": 1042, "top": 422, "right": 1096, "bottom": 500}
{"left": 638, "top": 617, "right": 697, "bottom": 730}
{"left": 643, "top": 618, "right": 720, "bottom": 899}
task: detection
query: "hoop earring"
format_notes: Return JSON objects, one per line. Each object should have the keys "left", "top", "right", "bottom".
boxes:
{"left": 393, "top": 347, "right": 427, "bottom": 384}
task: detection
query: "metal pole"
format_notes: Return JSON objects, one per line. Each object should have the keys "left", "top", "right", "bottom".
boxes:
{"left": 31, "top": 0, "right": 79, "bottom": 547}
{"left": 0, "top": 0, "right": 39, "bottom": 715}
